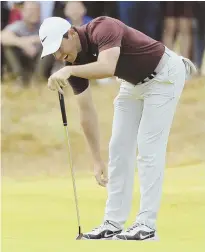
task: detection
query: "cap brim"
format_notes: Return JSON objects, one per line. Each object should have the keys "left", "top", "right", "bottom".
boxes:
{"left": 41, "top": 36, "right": 63, "bottom": 59}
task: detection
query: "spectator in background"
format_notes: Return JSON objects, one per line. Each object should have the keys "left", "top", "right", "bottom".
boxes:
{"left": 162, "top": 1, "right": 194, "bottom": 58}
{"left": 37, "top": 1, "right": 57, "bottom": 78}
{"left": 103, "top": 2, "right": 118, "bottom": 19}
{"left": 193, "top": 2, "right": 205, "bottom": 76}
{"left": 8, "top": 1, "right": 23, "bottom": 24}
{"left": 117, "top": 2, "right": 162, "bottom": 40}
{"left": 52, "top": 1, "right": 66, "bottom": 19}
{"left": 39, "top": 1, "right": 55, "bottom": 23}
{"left": 1, "top": 1, "right": 10, "bottom": 80}
{"left": 117, "top": 2, "right": 137, "bottom": 29}
{"left": 135, "top": 2, "right": 162, "bottom": 40}
{"left": 64, "top": 1, "right": 92, "bottom": 27}
{"left": 1, "top": 1, "right": 47, "bottom": 87}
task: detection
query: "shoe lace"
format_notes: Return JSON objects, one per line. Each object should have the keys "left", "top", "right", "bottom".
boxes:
{"left": 91, "top": 221, "right": 109, "bottom": 232}
{"left": 126, "top": 223, "right": 141, "bottom": 232}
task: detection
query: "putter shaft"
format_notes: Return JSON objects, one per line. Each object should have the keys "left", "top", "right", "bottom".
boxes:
{"left": 58, "top": 92, "right": 82, "bottom": 237}
{"left": 64, "top": 126, "right": 81, "bottom": 233}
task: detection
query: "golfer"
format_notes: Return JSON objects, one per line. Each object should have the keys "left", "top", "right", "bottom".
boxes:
{"left": 39, "top": 16, "right": 196, "bottom": 240}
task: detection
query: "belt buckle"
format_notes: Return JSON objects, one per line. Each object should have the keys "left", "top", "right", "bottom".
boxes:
{"left": 140, "top": 71, "right": 157, "bottom": 84}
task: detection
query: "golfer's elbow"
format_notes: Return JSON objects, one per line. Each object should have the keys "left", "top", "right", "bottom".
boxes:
{"left": 106, "top": 69, "right": 115, "bottom": 78}
{"left": 100, "top": 63, "right": 115, "bottom": 78}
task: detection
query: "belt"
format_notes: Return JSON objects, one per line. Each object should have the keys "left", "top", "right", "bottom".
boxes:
{"left": 138, "top": 71, "right": 157, "bottom": 84}
{"left": 137, "top": 48, "right": 171, "bottom": 85}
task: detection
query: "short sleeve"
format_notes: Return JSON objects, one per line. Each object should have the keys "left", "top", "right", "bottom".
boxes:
{"left": 68, "top": 76, "right": 89, "bottom": 95}
{"left": 91, "top": 19, "right": 123, "bottom": 52}
{"left": 66, "top": 60, "right": 89, "bottom": 95}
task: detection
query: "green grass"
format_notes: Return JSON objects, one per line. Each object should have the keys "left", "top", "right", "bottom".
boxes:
{"left": 2, "top": 77, "right": 205, "bottom": 251}
{"left": 2, "top": 164, "right": 205, "bottom": 252}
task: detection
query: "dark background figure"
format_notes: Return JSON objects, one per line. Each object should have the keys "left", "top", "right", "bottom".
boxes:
{"left": 1, "top": 1, "right": 204, "bottom": 83}
{"left": 52, "top": 1, "right": 66, "bottom": 19}
{"left": 1, "top": 1, "right": 10, "bottom": 80}
{"left": 117, "top": 2, "right": 137, "bottom": 28}
{"left": 193, "top": 2, "right": 205, "bottom": 75}
{"left": 64, "top": 1, "right": 93, "bottom": 27}
{"left": 117, "top": 1, "right": 162, "bottom": 40}
{"left": 162, "top": 1, "right": 194, "bottom": 58}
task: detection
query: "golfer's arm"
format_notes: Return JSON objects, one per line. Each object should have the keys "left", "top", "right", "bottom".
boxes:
{"left": 70, "top": 47, "right": 120, "bottom": 79}
{"left": 76, "top": 86, "right": 101, "bottom": 162}
{"left": 1, "top": 29, "right": 22, "bottom": 47}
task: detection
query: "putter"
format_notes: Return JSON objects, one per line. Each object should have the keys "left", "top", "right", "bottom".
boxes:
{"left": 58, "top": 91, "right": 83, "bottom": 240}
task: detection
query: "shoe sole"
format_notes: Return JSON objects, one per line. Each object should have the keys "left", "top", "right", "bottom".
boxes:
{"left": 112, "top": 235, "right": 159, "bottom": 241}
{"left": 81, "top": 237, "right": 113, "bottom": 240}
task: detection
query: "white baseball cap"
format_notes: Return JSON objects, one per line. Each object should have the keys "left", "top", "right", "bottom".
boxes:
{"left": 39, "top": 17, "right": 71, "bottom": 58}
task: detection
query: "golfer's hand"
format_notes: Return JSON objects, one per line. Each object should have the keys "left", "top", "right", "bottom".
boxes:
{"left": 20, "top": 38, "right": 38, "bottom": 58}
{"left": 94, "top": 160, "right": 108, "bottom": 187}
{"left": 48, "top": 66, "right": 72, "bottom": 94}
{"left": 23, "top": 45, "right": 38, "bottom": 58}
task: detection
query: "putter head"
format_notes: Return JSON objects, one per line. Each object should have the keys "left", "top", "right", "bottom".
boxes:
{"left": 76, "top": 233, "right": 84, "bottom": 240}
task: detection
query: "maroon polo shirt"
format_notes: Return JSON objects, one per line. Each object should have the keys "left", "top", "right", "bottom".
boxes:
{"left": 68, "top": 16, "right": 165, "bottom": 95}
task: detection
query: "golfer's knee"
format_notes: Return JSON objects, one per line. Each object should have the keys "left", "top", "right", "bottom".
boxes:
{"left": 137, "top": 138, "right": 165, "bottom": 164}
{"left": 137, "top": 137, "right": 156, "bottom": 161}
{"left": 109, "top": 135, "right": 131, "bottom": 158}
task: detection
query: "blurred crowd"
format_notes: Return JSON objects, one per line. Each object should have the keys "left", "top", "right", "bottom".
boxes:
{"left": 1, "top": 1, "right": 205, "bottom": 87}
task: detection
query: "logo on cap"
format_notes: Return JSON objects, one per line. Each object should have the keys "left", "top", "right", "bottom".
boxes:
{"left": 41, "top": 36, "right": 47, "bottom": 43}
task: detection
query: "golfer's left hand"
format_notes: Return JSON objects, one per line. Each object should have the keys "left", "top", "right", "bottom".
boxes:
{"left": 94, "top": 160, "right": 108, "bottom": 187}
{"left": 48, "top": 66, "right": 72, "bottom": 94}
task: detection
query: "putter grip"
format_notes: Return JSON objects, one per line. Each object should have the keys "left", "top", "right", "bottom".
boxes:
{"left": 58, "top": 92, "right": 67, "bottom": 126}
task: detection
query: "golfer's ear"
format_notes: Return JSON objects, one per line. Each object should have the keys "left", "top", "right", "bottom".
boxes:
{"left": 68, "top": 28, "right": 76, "bottom": 38}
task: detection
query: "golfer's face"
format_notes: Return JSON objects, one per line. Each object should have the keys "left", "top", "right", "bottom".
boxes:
{"left": 54, "top": 38, "right": 77, "bottom": 63}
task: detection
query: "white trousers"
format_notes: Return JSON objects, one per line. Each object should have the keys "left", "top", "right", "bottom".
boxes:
{"left": 104, "top": 48, "right": 186, "bottom": 230}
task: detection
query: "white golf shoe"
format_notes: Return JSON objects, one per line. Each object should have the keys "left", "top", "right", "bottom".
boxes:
{"left": 81, "top": 220, "right": 122, "bottom": 240}
{"left": 113, "top": 223, "right": 159, "bottom": 241}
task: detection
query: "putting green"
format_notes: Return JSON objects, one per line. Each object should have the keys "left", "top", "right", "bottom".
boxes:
{"left": 2, "top": 164, "right": 205, "bottom": 252}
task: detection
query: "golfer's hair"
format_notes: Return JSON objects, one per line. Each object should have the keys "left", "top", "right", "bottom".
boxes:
{"left": 63, "top": 26, "right": 75, "bottom": 39}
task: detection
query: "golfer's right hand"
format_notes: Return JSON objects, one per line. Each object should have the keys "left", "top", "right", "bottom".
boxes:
{"left": 94, "top": 160, "right": 108, "bottom": 187}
